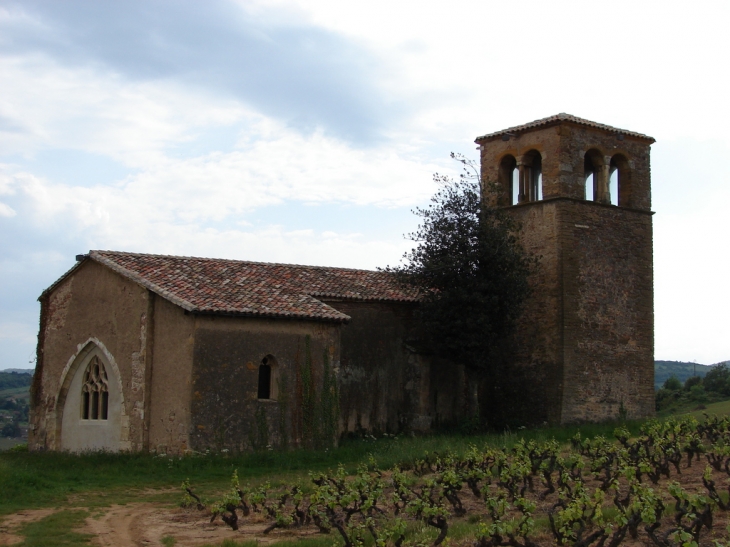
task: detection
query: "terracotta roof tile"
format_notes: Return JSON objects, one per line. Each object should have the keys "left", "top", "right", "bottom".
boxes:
{"left": 79, "top": 251, "right": 417, "bottom": 323}
{"left": 475, "top": 113, "right": 655, "bottom": 143}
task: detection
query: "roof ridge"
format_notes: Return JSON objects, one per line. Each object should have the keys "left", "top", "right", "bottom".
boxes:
{"left": 48, "top": 250, "right": 418, "bottom": 323}
{"left": 475, "top": 113, "right": 654, "bottom": 142}
{"left": 92, "top": 250, "right": 385, "bottom": 275}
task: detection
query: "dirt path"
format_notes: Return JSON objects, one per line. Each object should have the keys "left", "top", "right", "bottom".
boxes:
{"left": 87, "top": 502, "right": 324, "bottom": 546}
{"left": 0, "top": 503, "right": 309, "bottom": 547}
{"left": 0, "top": 508, "right": 57, "bottom": 546}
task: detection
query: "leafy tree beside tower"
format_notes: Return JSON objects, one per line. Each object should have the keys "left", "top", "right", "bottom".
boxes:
{"left": 384, "top": 154, "right": 537, "bottom": 428}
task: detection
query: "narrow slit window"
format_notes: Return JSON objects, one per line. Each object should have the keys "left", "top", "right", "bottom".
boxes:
{"left": 258, "top": 360, "right": 272, "bottom": 399}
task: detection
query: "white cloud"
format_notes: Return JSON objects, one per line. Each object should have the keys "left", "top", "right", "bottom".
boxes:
{"left": 1, "top": 0, "right": 729, "bottom": 367}
{"left": 0, "top": 202, "right": 15, "bottom": 217}
{"left": 0, "top": 55, "right": 249, "bottom": 166}
{"left": 1, "top": 118, "right": 442, "bottom": 246}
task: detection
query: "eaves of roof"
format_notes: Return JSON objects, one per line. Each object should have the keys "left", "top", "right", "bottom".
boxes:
{"left": 475, "top": 113, "right": 655, "bottom": 144}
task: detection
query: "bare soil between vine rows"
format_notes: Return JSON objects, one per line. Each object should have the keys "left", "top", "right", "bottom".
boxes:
{"left": 2, "top": 454, "right": 730, "bottom": 546}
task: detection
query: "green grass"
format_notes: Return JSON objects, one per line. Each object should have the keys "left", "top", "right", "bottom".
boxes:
{"left": 0, "top": 438, "right": 26, "bottom": 451}
{"left": 14, "top": 510, "right": 92, "bottom": 547}
{"left": 0, "top": 420, "right": 646, "bottom": 515}
{"left": 671, "top": 398, "right": 730, "bottom": 420}
{"left": 4, "top": 400, "right": 728, "bottom": 547}
{"left": 0, "top": 414, "right": 701, "bottom": 547}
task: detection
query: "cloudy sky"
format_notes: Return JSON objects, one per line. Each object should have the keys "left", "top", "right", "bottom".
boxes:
{"left": 1, "top": 0, "right": 728, "bottom": 369}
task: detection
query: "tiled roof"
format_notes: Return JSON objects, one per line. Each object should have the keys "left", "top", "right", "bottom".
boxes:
{"left": 74, "top": 251, "right": 418, "bottom": 323}
{"left": 475, "top": 113, "right": 655, "bottom": 143}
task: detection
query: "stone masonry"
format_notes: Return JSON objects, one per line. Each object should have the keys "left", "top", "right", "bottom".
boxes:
{"left": 476, "top": 114, "right": 655, "bottom": 424}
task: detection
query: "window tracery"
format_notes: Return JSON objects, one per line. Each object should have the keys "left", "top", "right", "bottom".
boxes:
{"left": 82, "top": 356, "right": 109, "bottom": 420}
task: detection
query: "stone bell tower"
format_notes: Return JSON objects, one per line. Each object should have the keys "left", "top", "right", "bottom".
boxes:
{"left": 476, "top": 113, "right": 655, "bottom": 424}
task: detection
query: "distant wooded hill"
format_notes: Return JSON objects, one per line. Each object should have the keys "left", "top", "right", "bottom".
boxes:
{"left": 0, "top": 371, "right": 33, "bottom": 391}
{"left": 654, "top": 360, "right": 718, "bottom": 390}
{"left": 2, "top": 364, "right": 728, "bottom": 394}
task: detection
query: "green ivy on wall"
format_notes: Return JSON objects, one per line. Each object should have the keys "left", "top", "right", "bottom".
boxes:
{"left": 320, "top": 347, "right": 340, "bottom": 447}
{"left": 277, "top": 375, "right": 289, "bottom": 450}
{"left": 297, "top": 335, "right": 340, "bottom": 449}
{"left": 301, "top": 335, "right": 316, "bottom": 445}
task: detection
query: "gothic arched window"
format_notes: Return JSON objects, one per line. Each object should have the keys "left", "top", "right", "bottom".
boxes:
{"left": 82, "top": 356, "right": 109, "bottom": 420}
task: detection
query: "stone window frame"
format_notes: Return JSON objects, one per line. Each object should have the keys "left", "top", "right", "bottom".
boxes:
{"left": 53, "top": 337, "right": 131, "bottom": 451}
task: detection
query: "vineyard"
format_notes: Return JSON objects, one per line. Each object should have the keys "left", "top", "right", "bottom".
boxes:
{"left": 184, "top": 416, "right": 730, "bottom": 547}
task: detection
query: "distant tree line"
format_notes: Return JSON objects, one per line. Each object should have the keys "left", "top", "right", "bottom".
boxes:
{"left": 656, "top": 363, "right": 730, "bottom": 411}
{"left": 0, "top": 372, "right": 32, "bottom": 438}
{"left": 0, "top": 371, "right": 33, "bottom": 391}
{"left": 0, "top": 399, "right": 29, "bottom": 437}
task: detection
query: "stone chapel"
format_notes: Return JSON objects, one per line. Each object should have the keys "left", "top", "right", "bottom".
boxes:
{"left": 29, "top": 114, "right": 656, "bottom": 453}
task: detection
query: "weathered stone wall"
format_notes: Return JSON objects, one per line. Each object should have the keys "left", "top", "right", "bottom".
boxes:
{"left": 504, "top": 199, "right": 655, "bottom": 424}
{"left": 323, "top": 301, "right": 437, "bottom": 434}
{"left": 189, "top": 316, "right": 339, "bottom": 451}
{"left": 30, "top": 261, "right": 151, "bottom": 451}
{"left": 146, "top": 295, "right": 196, "bottom": 454}
{"left": 559, "top": 201, "right": 654, "bottom": 421}
{"left": 477, "top": 118, "right": 655, "bottom": 425}
{"left": 499, "top": 201, "right": 564, "bottom": 425}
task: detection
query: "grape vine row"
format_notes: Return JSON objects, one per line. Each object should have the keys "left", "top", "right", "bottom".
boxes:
{"left": 183, "top": 415, "right": 730, "bottom": 547}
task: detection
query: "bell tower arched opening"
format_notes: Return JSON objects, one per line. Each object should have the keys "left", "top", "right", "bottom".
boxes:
{"left": 498, "top": 154, "right": 517, "bottom": 205}
{"left": 610, "top": 154, "right": 632, "bottom": 207}
{"left": 519, "top": 150, "right": 542, "bottom": 203}
{"left": 584, "top": 149, "right": 606, "bottom": 203}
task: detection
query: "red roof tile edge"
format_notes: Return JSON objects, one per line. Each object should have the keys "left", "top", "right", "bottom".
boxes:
{"left": 40, "top": 251, "right": 419, "bottom": 324}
